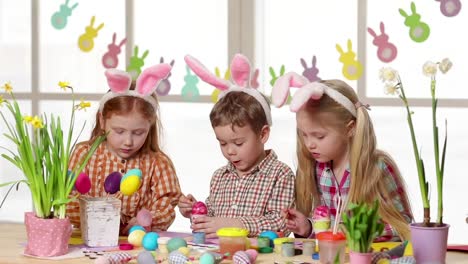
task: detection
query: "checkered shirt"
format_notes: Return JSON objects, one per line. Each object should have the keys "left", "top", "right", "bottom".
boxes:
{"left": 66, "top": 143, "right": 182, "bottom": 232}
{"left": 206, "top": 150, "right": 295, "bottom": 237}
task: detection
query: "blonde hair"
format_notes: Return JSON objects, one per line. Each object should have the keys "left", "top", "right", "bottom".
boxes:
{"left": 295, "top": 79, "right": 413, "bottom": 240}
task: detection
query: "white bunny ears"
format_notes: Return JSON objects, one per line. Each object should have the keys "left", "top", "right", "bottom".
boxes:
{"left": 100, "top": 63, "right": 172, "bottom": 112}
{"left": 184, "top": 54, "right": 272, "bottom": 126}
{"left": 272, "top": 72, "right": 357, "bottom": 117}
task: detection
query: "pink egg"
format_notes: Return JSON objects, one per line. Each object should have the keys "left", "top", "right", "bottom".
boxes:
{"left": 192, "top": 201, "right": 208, "bottom": 215}
{"left": 233, "top": 251, "right": 251, "bottom": 264}
{"left": 245, "top": 249, "right": 258, "bottom": 261}
{"left": 137, "top": 208, "right": 152, "bottom": 227}
{"left": 75, "top": 172, "right": 91, "bottom": 194}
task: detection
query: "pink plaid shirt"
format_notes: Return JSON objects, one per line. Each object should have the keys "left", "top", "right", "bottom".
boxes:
{"left": 206, "top": 150, "right": 295, "bottom": 237}
{"left": 309, "top": 161, "right": 412, "bottom": 241}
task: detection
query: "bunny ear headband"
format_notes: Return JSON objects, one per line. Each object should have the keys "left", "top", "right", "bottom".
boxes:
{"left": 100, "top": 63, "right": 172, "bottom": 112}
{"left": 272, "top": 72, "right": 360, "bottom": 117}
{"left": 184, "top": 54, "right": 272, "bottom": 126}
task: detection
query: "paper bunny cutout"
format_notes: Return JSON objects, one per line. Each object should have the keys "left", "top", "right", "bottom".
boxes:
{"left": 184, "top": 54, "right": 272, "bottom": 126}
{"left": 367, "top": 22, "right": 398, "bottom": 63}
{"left": 100, "top": 63, "right": 172, "bottom": 112}
{"left": 78, "top": 16, "right": 104, "bottom": 52}
{"left": 51, "top": 0, "right": 78, "bottom": 30}
{"left": 271, "top": 72, "right": 357, "bottom": 117}
{"left": 336, "top": 39, "right": 363, "bottom": 80}
{"left": 300, "top": 56, "right": 321, "bottom": 82}
{"left": 399, "top": 2, "right": 430, "bottom": 43}
{"left": 102, "top": 33, "right": 127, "bottom": 69}
{"left": 436, "top": 0, "right": 462, "bottom": 17}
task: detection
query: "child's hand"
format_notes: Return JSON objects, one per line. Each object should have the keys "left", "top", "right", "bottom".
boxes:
{"left": 283, "top": 208, "right": 312, "bottom": 237}
{"left": 178, "top": 194, "right": 197, "bottom": 218}
{"left": 191, "top": 216, "right": 243, "bottom": 238}
{"left": 120, "top": 217, "right": 151, "bottom": 235}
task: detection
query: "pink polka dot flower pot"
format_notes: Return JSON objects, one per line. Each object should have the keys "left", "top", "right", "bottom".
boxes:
{"left": 24, "top": 212, "right": 72, "bottom": 257}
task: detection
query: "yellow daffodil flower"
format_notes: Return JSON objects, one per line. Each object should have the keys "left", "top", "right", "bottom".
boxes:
{"left": 0, "top": 95, "right": 5, "bottom": 106}
{"left": 31, "top": 115, "right": 44, "bottom": 129}
{"left": 58, "top": 81, "right": 70, "bottom": 90}
{"left": 422, "top": 61, "right": 438, "bottom": 77}
{"left": 75, "top": 99, "right": 91, "bottom": 111}
{"left": 379, "top": 67, "right": 398, "bottom": 84}
{"left": 2, "top": 81, "right": 13, "bottom": 93}
{"left": 23, "top": 115, "right": 33, "bottom": 123}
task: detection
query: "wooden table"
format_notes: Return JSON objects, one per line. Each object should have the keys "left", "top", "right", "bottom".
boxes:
{"left": 0, "top": 222, "right": 466, "bottom": 263}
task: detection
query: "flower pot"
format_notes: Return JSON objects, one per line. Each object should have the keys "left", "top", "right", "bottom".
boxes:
{"left": 24, "top": 212, "right": 72, "bottom": 257}
{"left": 349, "top": 251, "right": 372, "bottom": 264}
{"left": 79, "top": 196, "right": 121, "bottom": 246}
{"left": 410, "top": 222, "right": 450, "bottom": 263}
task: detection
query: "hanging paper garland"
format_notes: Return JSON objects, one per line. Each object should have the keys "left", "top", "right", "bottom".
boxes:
{"left": 398, "top": 2, "right": 430, "bottom": 43}
{"left": 51, "top": 0, "right": 78, "bottom": 30}
{"left": 156, "top": 57, "right": 175, "bottom": 96}
{"left": 269, "top": 65, "right": 285, "bottom": 87}
{"left": 126, "top": 46, "right": 149, "bottom": 80}
{"left": 367, "top": 22, "right": 398, "bottom": 63}
{"left": 336, "top": 39, "right": 363, "bottom": 80}
{"left": 102, "top": 33, "right": 127, "bottom": 69}
{"left": 181, "top": 65, "right": 200, "bottom": 102}
{"left": 437, "top": 0, "right": 462, "bottom": 17}
{"left": 300, "top": 56, "right": 321, "bottom": 82}
{"left": 78, "top": 16, "right": 104, "bottom": 52}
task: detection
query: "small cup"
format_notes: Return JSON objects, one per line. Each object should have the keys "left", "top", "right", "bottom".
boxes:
{"left": 302, "top": 239, "right": 316, "bottom": 256}
{"left": 192, "top": 231, "right": 206, "bottom": 244}
{"left": 316, "top": 231, "right": 346, "bottom": 264}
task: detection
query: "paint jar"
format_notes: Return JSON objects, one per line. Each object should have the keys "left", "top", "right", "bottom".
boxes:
{"left": 281, "top": 242, "right": 295, "bottom": 257}
{"left": 316, "top": 231, "right": 346, "bottom": 264}
{"left": 192, "top": 231, "right": 206, "bottom": 244}
{"left": 216, "top": 227, "right": 249, "bottom": 259}
{"left": 302, "top": 239, "right": 316, "bottom": 256}
{"left": 257, "top": 236, "right": 270, "bottom": 248}
{"left": 157, "top": 237, "right": 170, "bottom": 254}
{"left": 273, "top": 237, "right": 294, "bottom": 254}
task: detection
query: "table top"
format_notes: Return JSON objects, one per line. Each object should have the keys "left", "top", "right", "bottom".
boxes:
{"left": 0, "top": 222, "right": 466, "bottom": 263}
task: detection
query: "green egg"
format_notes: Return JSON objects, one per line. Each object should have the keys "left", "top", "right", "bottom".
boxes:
{"left": 167, "top": 237, "right": 187, "bottom": 253}
{"left": 199, "top": 252, "right": 215, "bottom": 264}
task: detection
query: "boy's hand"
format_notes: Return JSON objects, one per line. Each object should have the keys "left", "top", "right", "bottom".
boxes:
{"left": 191, "top": 216, "right": 243, "bottom": 238}
{"left": 283, "top": 208, "right": 312, "bottom": 237}
{"left": 178, "top": 194, "right": 197, "bottom": 218}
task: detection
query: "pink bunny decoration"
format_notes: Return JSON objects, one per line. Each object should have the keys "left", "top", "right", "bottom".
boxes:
{"left": 184, "top": 54, "right": 272, "bottom": 126}
{"left": 367, "top": 22, "right": 398, "bottom": 63}
{"left": 271, "top": 72, "right": 357, "bottom": 117}
{"left": 100, "top": 63, "right": 172, "bottom": 112}
{"left": 436, "top": 0, "right": 461, "bottom": 17}
{"left": 300, "top": 56, "right": 321, "bottom": 82}
{"left": 102, "top": 33, "right": 127, "bottom": 69}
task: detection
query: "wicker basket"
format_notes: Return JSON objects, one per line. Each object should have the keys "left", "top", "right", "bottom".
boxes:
{"left": 79, "top": 196, "right": 121, "bottom": 247}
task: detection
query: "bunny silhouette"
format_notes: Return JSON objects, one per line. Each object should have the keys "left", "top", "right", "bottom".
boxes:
{"left": 126, "top": 46, "right": 149, "bottom": 80}
{"left": 78, "top": 16, "right": 104, "bottom": 52}
{"left": 212, "top": 67, "right": 231, "bottom": 103}
{"left": 336, "top": 39, "right": 363, "bottom": 80}
{"left": 399, "top": 2, "right": 430, "bottom": 43}
{"left": 269, "top": 65, "right": 285, "bottom": 87}
{"left": 250, "top": 69, "right": 260, "bottom": 89}
{"left": 156, "top": 57, "right": 175, "bottom": 96}
{"left": 102, "top": 33, "right": 127, "bottom": 69}
{"left": 367, "top": 22, "right": 398, "bottom": 63}
{"left": 51, "top": 0, "right": 78, "bottom": 30}
{"left": 300, "top": 56, "right": 321, "bottom": 82}
{"left": 181, "top": 65, "right": 200, "bottom": 102}
{"left": 436, "top": 0, "right": 462, "bottom": 17}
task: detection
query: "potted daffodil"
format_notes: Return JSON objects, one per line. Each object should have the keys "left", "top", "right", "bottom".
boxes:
{"left": 378, "top": 58, "right": 452, "bottom": 263}
{"left": 0, "top": 81, "right": 105, "bottom": 257}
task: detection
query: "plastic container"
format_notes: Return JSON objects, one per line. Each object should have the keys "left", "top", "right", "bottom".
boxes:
{"left": 216, "top": 227, "right": 249, "bottom": 259}
{"left": 302, "top": 239, "right": 316, "bottom": 256}
{"left": 273, "top": 237, "right": 294, "bottom": 254}
{"left": 316, "top": 231, "right": 346, "bottom": 264}
{"left": 157, "top": 237, "right": 170, "bottom": 254}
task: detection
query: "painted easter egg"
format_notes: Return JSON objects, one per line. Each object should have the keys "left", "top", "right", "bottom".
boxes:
{"left": 137, "top": 250, "right": 156, "bottom": 264}
{"left": 137, "top": 208, "right": 152, "bottom": 226}
{"left": 121, "top": 168, "right": 142, "bottom": 182}
{"left": 177, "top": 246, "right": 190, "bottom": 256}
{"left": 128, "top": 229, "right": 146, "bottom": 246}
{"left": 245, "top": 249, "right": 258, "bottom": 261}
{"left": 233, "top": 251, "right": 252, "bottom": 264}
{"left": 192, "top": 201, "right": 208, "bottom": 215}
{"left": 142, "top": 232, "right": 159, "bottom": 251}
{"left": 120, "top": 175, "right": 141, "bottom": 195}
{"left": 199, "top": 252, "right": 215, "bottom": 264}
{"left": 104, "top": 171, "right": 122, "bottom": 194}
{"left": 128, "top": 225, "right": 146, "bottom": 235}
{"left": 168, "top": 251, "right": 189, "bottom": 264}
{"left": 75, "top": 172, "right": 91, "bottom": 194}
{"left": 167, "top": 237, "right": 187, "bottom": 253}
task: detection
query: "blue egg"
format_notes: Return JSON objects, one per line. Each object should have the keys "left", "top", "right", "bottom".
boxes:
{"left": 259, "top": 230, "right": 279, "bottom": 247}
{"left": 121, "top": 168, "right": 142, "bottom": 182}
{"left": 199, "top": 252, "right": 215, "bottom": 264}
{"left": 129, "top": 225, "right": 146, "bottom": 235}
{"left": 142, "top": 232, "right": 160, "bottom": 251}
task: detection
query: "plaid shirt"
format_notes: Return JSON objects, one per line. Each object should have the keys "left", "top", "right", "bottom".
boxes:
{"left": 206, "top": 150, "right": 295, "bottom": 237}
{"left": 66, "top": 143, "right": 182, "bottom": 232}
{"left": 309, "top": 161, "right": 412, "bottom": 241}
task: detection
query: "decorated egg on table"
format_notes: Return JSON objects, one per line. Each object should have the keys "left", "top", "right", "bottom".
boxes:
{"left": 192, "top": 201, "right": 208, "bottom": 215}
{"left": 137, "top": 208, "right": 152, "bottom": 227}
{"left": 137, "top": 250, "right": 156, "bottom": 264}
{"left": 168, "top": 251, "right": 189, "bottom": 264}
{"left": 233, "top": 251, "right": 254, "bottom": 264}
{"left": 177, "top": 246, "right": 190, "bottom": 256}
{"left": 75, "top": 172, "right": 91, "bottom": 194}
{"left": 121, "top": 168, "right": 142, "bottom": 182}
{"left": 245, "top": 249, "right": 258, "bottom": 261}
{"left": 104, "top": 171, "right": 122, "bottom": 194}
{"left": 128, "top": 225, "right": 146, "bottom": 234}
{"left": 120, "top": 175, "right": 141, "bottom": 195}
{"left": 199, "top": 252, "right": 215, "bottom": 264}
{"left": 128, "top": 229, "right": 146, "bottom": 246}
{"left": 142, "top": 232, "right": 159, "bottom": 251}
{"left": 167, "top": 237, "right": 187, "bottom": 253}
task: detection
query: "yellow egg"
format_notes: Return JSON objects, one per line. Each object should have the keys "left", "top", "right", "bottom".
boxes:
{"left": 128, "top": 229, "right": 146, "bottom": 247}
{"left": 178, "top": 246, "right": 190, "bottom": 256}
{"left": 120, "top": 175, "right": 141, "bottom": 195}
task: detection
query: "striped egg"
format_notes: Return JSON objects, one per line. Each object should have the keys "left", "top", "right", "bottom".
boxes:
{"left": 233, "top": 251, "right": 252, "bottom": 264}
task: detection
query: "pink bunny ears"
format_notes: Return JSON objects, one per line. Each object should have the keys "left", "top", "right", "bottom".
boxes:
{"left": 100, "top": 63, "right": 172, "bottom": 112}
{"left": 185, "top": 54, "right": 272, "bottom": 126}
{"left": 272, "top": 72, "right": 357, "bottom": 117}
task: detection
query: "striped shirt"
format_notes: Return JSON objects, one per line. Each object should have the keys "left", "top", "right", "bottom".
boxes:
{"left": 66, "top": 143, "right": 181, "bottom": 232}
{"left": 309, "top": 161, "right": 412, "bottom": 241}
{"left": 206, "top": 150, "right": 295, "bottom": 237}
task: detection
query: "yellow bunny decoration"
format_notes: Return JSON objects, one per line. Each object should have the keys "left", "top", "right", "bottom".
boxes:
{"left": 336, "top": 39, "right": 363, "bottom": 80}
{"left": 78, "top": 16, "right": 104, "bottom": 52}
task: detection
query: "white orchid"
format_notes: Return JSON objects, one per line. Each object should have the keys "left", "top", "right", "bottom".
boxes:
{"left": 439, "top": 58, "right": 452, "bottom": 74}
{"left": 422, "top": 61, "right": 438, "bottom": 77}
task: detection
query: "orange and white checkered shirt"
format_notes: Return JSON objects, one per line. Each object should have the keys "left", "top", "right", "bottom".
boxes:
{"left": 66, "top": 142, "right": 181, "bottom": 232}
